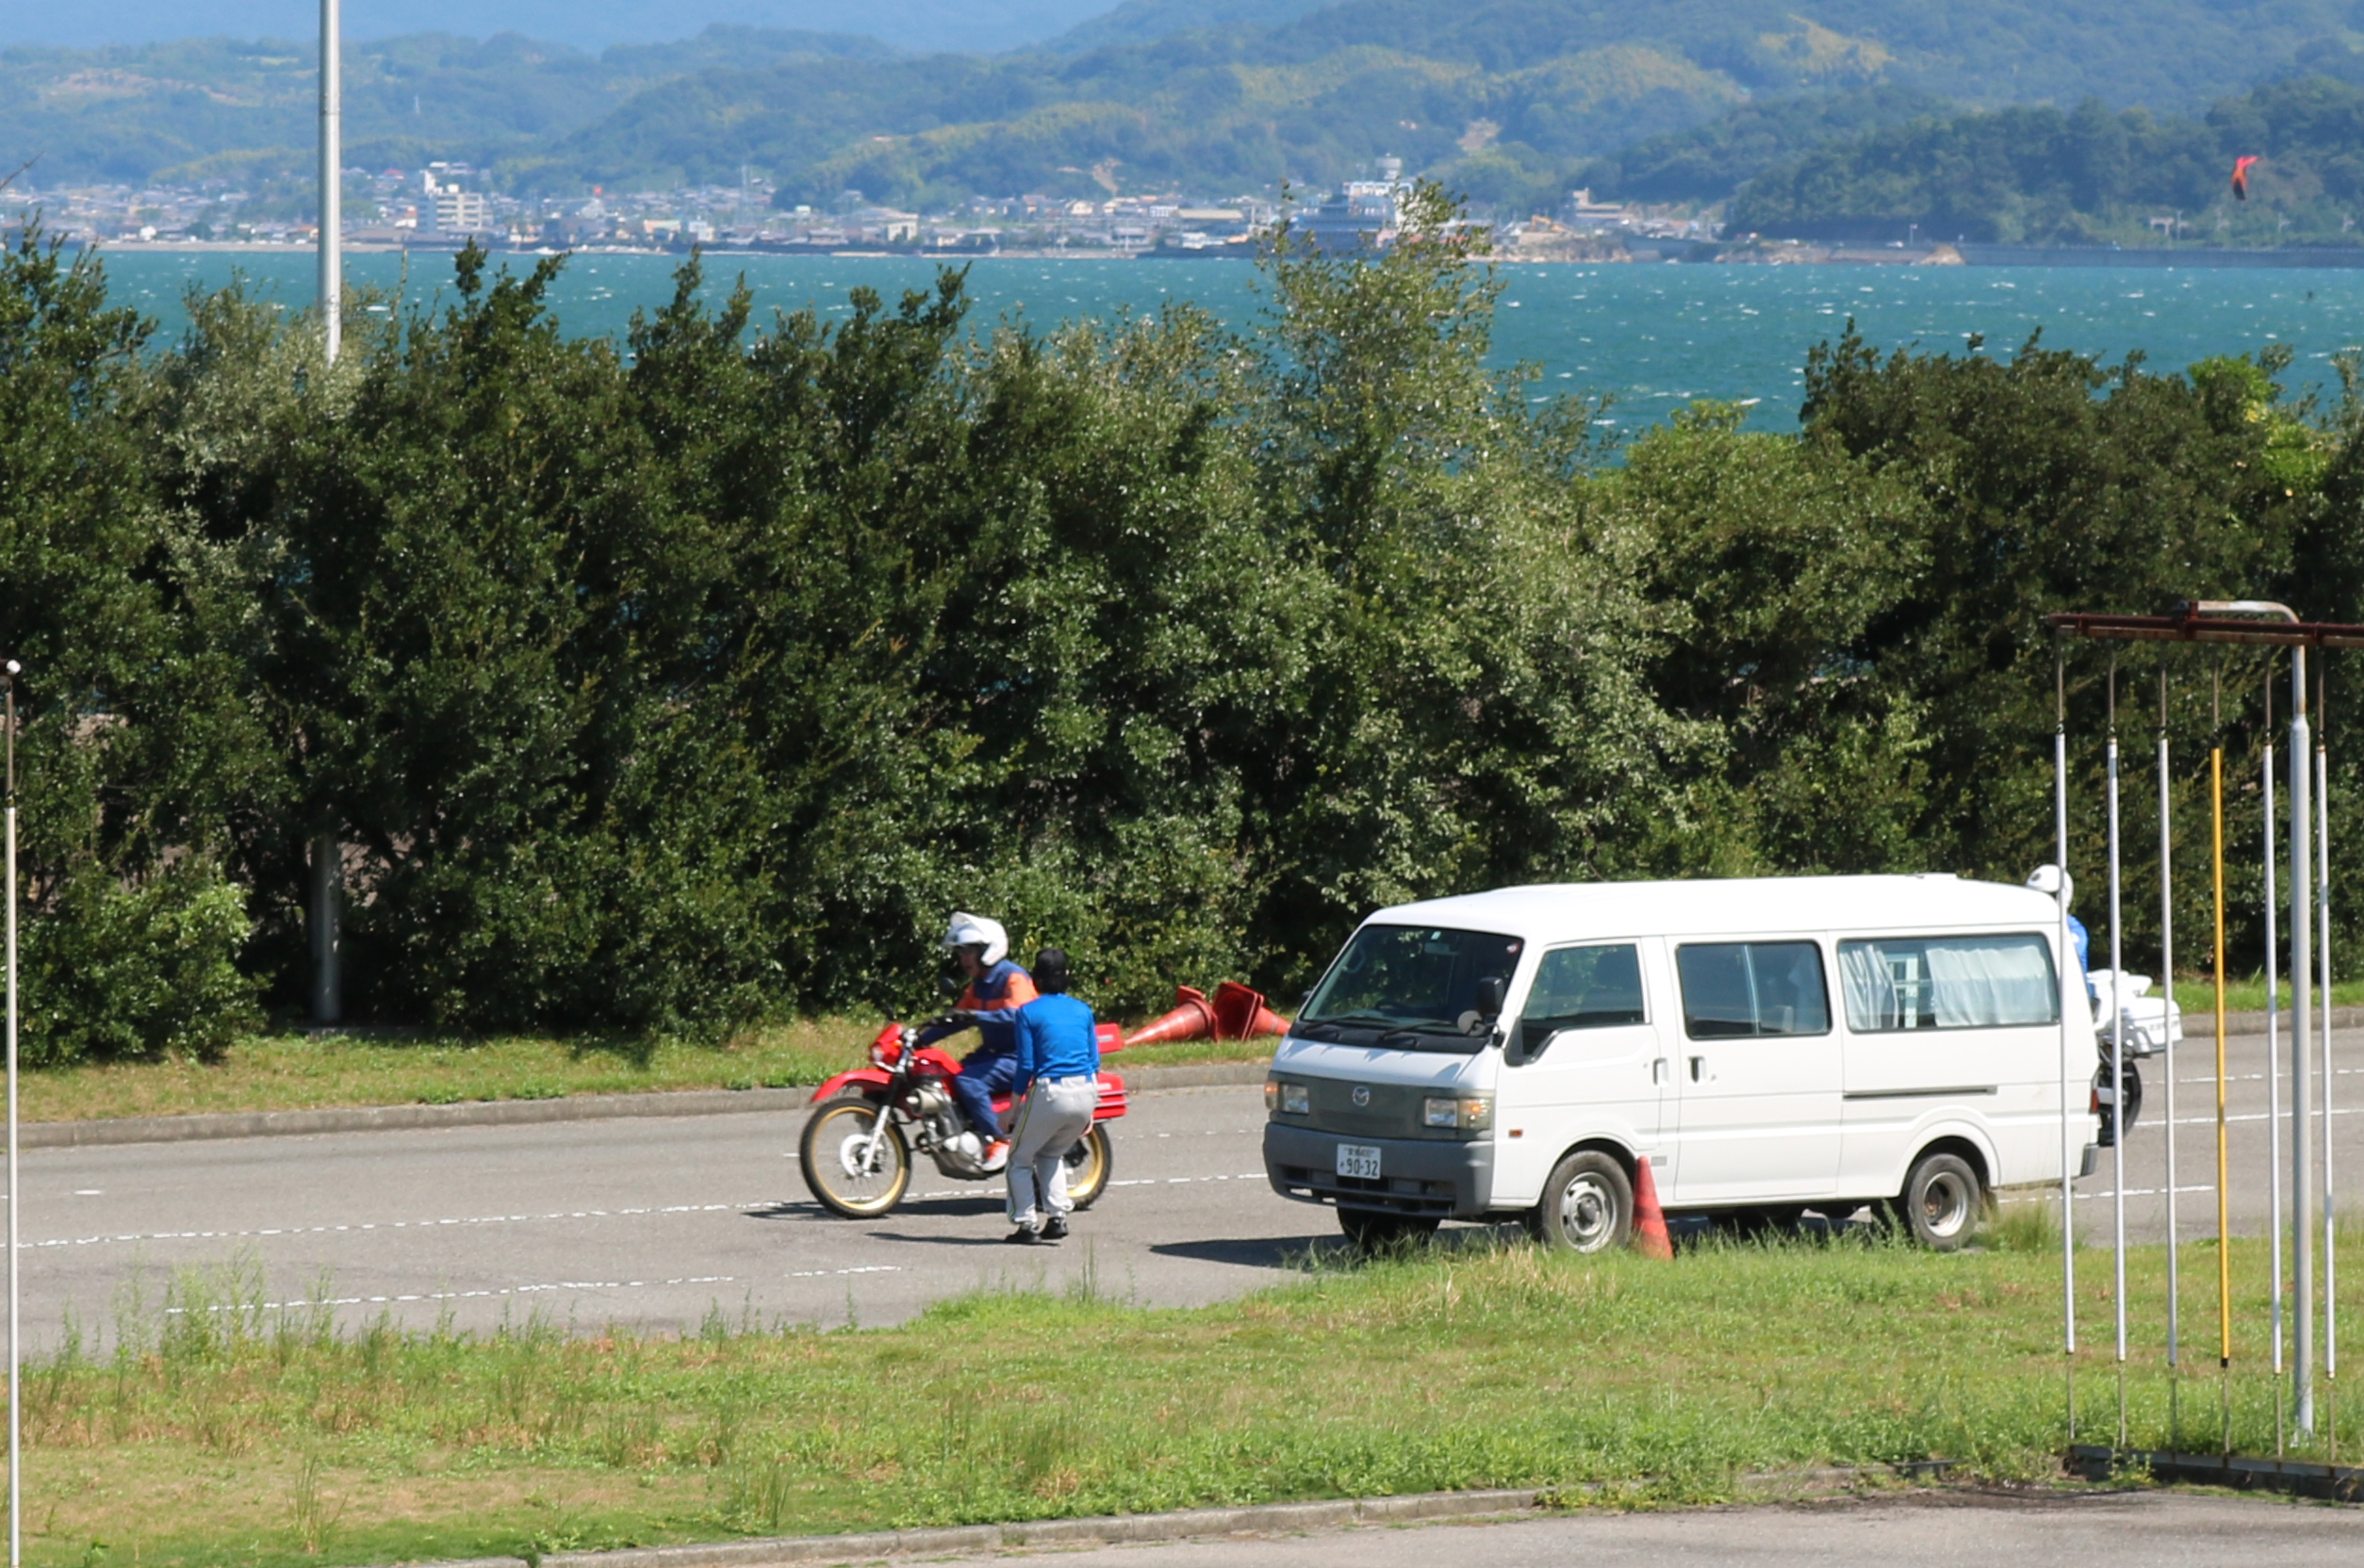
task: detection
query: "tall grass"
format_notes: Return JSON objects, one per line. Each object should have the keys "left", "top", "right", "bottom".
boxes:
{"left": 8, "top": 1233, "right": 2360, "bottom": 1568}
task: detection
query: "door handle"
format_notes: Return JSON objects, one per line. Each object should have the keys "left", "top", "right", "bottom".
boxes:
{"left": 1650, "top": 1058, "right": 1667, "bottom": 1085}
{"left": 1688, "top": 1055, "right": 1705, "bottom": 1083}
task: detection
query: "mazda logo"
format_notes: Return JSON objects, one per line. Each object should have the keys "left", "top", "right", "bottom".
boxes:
{"left": 1351, "top": 1085, "right": 1371, "bottom": 1107}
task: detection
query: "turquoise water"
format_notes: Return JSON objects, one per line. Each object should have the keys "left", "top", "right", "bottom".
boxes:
{"left": 98, "top": 250, "right": 2364, "bottom": 433}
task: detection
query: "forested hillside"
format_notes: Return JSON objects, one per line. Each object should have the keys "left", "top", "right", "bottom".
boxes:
{"left": 1729, "top": 50, "right": 2364, "bottom": 244}
{"left": 8, "top": 1, "right": 2364, "bottom": 209}
{"left": 7, "top": 196, "right": 2360, "bottom": 1051}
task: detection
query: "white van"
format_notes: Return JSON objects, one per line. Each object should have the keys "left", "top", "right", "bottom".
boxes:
{"left": 1262, "top": 874, "right": 2096, "bottom": 1251}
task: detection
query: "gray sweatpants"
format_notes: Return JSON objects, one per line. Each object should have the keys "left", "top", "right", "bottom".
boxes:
{"left": 1006, "top": 1075, "right": 1097, "bottom": 1230}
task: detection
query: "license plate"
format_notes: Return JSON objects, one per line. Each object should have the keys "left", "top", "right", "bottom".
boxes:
{"left": 1335, "top": 1143, "right": 1383, "bottom": 1180}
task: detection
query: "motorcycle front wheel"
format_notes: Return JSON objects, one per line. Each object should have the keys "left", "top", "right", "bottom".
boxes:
{"left": 1063, "top": 1124, "right": 1115, "bottom": 1210}
{"left": 799, "top": 1097, "right": 911, "bottom": 1217}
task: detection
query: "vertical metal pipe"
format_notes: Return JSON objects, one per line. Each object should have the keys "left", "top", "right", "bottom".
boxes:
{"left": 2293, "top": 645, "right": 2316, "bottom": 1436}
{"left": 2110, "top": 665, "right": 2128, "bottom": 1445}
{"left": 2317, "top": 694, "right": 2338, "bottom": 1429}
{"left": 319, "top": 0, "right": 341, "bottom": 366}
{"left": 2215, "top": 736, "right": 2233, "bottom": 1437}
{"left": 2267, "top": 670, "right": 2286, "bottom": 1392}
{"left": 2057, "top": 651, "right": 2079, "bottom": 1398}
{"left": 6, "top": 666, "right": 18, "bottom": 1568}
{"left": 2160, "top": 669, "right": 2181, "bottom": 1413}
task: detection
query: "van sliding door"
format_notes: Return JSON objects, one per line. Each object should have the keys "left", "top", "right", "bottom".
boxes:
{"left": 1669, "top": 939, "right": 1844, "bottom": 1204}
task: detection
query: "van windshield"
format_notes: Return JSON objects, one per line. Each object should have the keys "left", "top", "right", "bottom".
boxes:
{"left": 1295, "top": 924, "right": 1526, "bottom": 1054}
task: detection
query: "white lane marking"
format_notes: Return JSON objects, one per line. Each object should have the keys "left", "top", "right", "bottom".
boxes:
{"left": 28, "top": 1200, "right": 776, "bottom": 1252}
{"left": 1107, "top": 1174, "right": 1266, "bottom": 1188}
{"left": 166, "top": 1274, "right": 741, "bottom": 1314}
{"left": 72, "top": 1190, "right": 101, "bottom": 1197}
{"left": 2125, "top": 1104, "right": 2364, "bottom": 1133}
{"left": 788, "top": 1265, "right": 902, "bottom": 1278}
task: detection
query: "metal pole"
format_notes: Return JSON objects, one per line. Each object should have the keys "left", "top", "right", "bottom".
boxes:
{"left": 2110, "top": 662, "right": 2129, "bottom": 1446}
{"left": 2267, "top": 668, "right": 2286, "bottom": 1417}
{"left": 2058, "top": 648, "right": 2079, "bottom": 1429}
{"left": 6, "top": 661, "right": 19, "bottom": 1568}
{"left": 2160, "top": 667, "right": 2182, "bottom": 1442}
{"left": 319, "top": 0, "right": 341, "bottom": 366}
{"left": 313, "top": 0, "right": 344, "bottom": 1024}
{"left": 2317, "top": 676, "right": 2337, "bottom": 1450}
{"left": 2293, "top": 645, "right": 2315, "bottom": 1436}
{"left": 2214, "top": 704, "right": 2233, "bottom": 1451}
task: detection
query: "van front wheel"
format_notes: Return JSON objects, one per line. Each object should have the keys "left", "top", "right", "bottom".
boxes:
{"left": 1528, "top": 1151, "right": 1633, "bottom": 1254}
{"left": 1897, "top": 1150, "right": 1983, "bottom": 1250}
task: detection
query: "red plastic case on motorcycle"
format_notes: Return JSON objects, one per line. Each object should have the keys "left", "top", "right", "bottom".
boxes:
{"left": 808, "top": 1020, "right": 1128, "bottom": 1119}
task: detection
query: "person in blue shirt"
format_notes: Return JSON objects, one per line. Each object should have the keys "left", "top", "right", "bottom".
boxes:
{"left": 2027, "top": 865, "right": 2096, "bottom": 1008}
{"left": 1002, "top": 946, "right": 1102, "bottom": 1245}
{"left": 913, "top": 912, "right": 1036, "bottom": 1168}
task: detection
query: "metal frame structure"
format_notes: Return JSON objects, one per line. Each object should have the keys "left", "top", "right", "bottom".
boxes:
{"left": 2045, "top": 601, "right": 2351, "bottom": 1441}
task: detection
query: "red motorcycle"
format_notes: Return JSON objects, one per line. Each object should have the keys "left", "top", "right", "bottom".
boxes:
{"left": 798, "top": 1021, "right": 1128, "bottom": 1217}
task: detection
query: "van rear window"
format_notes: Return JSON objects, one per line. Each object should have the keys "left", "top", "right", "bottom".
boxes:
{"left": 1676, "top": 942, "right": 1830, "bottom": 1038}
{"left": 1837, "top": 935, "right": 2058, "bottom": 1031}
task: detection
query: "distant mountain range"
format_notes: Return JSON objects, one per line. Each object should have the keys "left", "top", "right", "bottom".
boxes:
{"left": 0, "top": 2, "right": 1136, "bottom": 57}
{"left": 6, "top": 1, "right": 2364, "bottom": 215}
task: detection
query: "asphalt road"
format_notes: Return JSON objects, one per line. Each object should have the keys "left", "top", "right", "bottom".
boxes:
{"left": 970, "top": 1492, "right": 2361, "bottom": 1567}
{"left": 10, "top": 1024, "right": 2362, "bottom": 1355}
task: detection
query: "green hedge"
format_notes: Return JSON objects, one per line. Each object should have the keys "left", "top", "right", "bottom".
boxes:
{"left": 3, "top": 190, "right": 2360, "bottom": 1051}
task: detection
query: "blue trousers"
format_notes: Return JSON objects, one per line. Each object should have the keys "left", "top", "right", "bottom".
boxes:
{"left": 953, "top": 1048, "right": 1019, "bottom": 1139}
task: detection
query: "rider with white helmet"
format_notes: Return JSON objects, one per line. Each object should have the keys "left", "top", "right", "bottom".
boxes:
{"left": 2026, "top": 865, "right": 2094, "bottom": 1004}
{"left": 914, "top": 911, "right": 1038, "bottom": 1168}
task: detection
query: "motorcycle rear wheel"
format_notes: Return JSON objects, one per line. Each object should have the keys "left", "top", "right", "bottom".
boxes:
{"left": 1063, "top": 1125, "right": 1114, "bottom": 1210}
{"left": 799, "top": 1097, "right": 911, "bottom": 1217}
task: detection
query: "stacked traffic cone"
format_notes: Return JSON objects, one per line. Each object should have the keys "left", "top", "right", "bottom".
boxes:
{"left": 1122, "top": 986, "right": 1221, "bottom": 1049}
{"left": 1209, "top": 980, "right": 1290, "bottom": 1041}
{"left": 1631, "top": 1155, "right": 1674, "bottom": 1259}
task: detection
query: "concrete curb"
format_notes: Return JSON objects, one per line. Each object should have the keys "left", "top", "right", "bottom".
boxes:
{"left": 2221, "top": 1005, "right": 2364, "bottom": 1037}
{"left": 19, "top": 1061, "right": 1271, "bottom": 1151}
{"left": 405, "top": 1462, "right": 1966, "bottom": 1568}
{"left": 432, "top": 1488, "right": 1547, "bottom": 1568}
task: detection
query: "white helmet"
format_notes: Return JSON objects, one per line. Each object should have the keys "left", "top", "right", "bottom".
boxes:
{"left": 2025, "top": 865, "right": 2074, "bottom": 906}
{"left": 942, "top": 911, "right": 1009, "bottom": 967}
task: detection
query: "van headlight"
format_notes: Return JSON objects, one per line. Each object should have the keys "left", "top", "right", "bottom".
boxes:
{"left": 1267, "top": 1080, "right": 1310, "bottom": 1116}
{"left": 1425, "top": 1095, "right": 1492, "bottom": 1131}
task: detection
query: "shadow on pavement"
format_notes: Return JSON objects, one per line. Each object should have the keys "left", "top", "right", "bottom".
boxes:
{"left": 1149, "top": 1234, "right": 1338, "bottom": 1270}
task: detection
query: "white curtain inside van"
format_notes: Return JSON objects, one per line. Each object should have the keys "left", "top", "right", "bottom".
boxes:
{"left": 1839, "top": 935, "right": 2056, "bottom": 1032}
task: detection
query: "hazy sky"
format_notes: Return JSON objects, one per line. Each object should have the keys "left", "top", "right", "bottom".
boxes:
{"left": 0, "top": 1, "right": 1123, "bottom": 54}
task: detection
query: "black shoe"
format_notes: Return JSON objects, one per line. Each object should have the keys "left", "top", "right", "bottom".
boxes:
{"left": 1042, "top": 1217, "right": 1070, "bottom": 1240}
{"left": 1004, "top": 1226, "right": 1045, "bottom": 1245}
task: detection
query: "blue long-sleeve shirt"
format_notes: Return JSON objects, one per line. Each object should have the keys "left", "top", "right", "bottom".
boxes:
{"left": 1012, "top": 992, "right": 1100, "bottom": 1093}
{"left": 914, "top": 959, "right": 1037, "bottom": 1057}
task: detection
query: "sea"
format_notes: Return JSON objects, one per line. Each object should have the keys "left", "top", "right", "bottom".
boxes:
{"left": 95, "top": 249, "right": 2364, "bottom": 435}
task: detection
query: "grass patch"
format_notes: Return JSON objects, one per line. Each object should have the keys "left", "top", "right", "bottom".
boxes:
{"left": 18, "top": 1021, "right": 1269, "bottom": 1126}
{"left": 11, "top": 1232, "right": 2356, "bottom": 1567}
{"left": 2167, "top": 976, "right": 2364, "bottom": 1014}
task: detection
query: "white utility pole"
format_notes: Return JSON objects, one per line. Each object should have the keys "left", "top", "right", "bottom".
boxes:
{"left": 314, "top": 0, "right": 343, "bottom": 1023}
{"left": 7, "top": 660, "right": 22, "bottom": 1568}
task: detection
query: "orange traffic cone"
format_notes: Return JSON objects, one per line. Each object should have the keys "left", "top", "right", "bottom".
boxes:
{"left": 1210, "top": 980, "right": 1290, "bottom": 1041}
{"left": 1631, "top": 1155, "right": 1674, "bottom": 1259}
{"left": 1122, "top": 986, "right": 1219, "bottom": 1050}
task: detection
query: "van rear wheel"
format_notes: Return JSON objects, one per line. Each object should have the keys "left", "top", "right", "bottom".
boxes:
{"left": 1896, "top": 1150, "right": 1983, "bottom": 1251}
{"left": 1528, "top": 1150, "right": 1633, "bottom": 1254}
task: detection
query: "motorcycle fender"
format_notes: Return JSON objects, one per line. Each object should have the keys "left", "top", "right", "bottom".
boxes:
{"left": 1093, "top": 1071, "right": 1128, "bottom": 1121}
{"left": 810, "top": 1068, "right": 893, "bottom": 1104}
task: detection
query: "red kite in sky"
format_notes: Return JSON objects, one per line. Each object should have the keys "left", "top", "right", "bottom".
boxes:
{"left": 2232, "top": 155, "right": 2260, "bottom": 201}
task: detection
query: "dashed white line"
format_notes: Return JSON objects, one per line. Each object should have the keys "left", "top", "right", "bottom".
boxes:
{"left": 166, "top": 1274, "right": 742, "bottom": 1314}
{"left": 29, "top": 1200, "right": 775, "bottom": 1252}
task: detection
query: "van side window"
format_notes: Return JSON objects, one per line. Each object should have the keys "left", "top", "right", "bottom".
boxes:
{"left": 1519, "top": 943, "right": 1646, "bottom": 1053}
{"left": 1837, "top": 935, "right": 2059, "bottom": 1031}
{"left": 1676, "top": 941, "right": 1830, "bottom": 1038}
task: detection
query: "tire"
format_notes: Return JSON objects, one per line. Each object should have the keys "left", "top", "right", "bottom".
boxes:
{"left": 2094, "top": 1060, "right": 2143, "bottom": 1147}
{"left": 1338, "top": 1208, "right": 1441, "bottom": 1251}
{"left": 1062, "top": 1124, "right": 1114, "bottom": 1210}
{"left": 1896, "top": 1149, "right": 1983, "bottom": 1251}
{"left": 1526, "top": 1150, "right": 1633, "bottom": 1254}
{"left": 797, "top": 1097, "right": 911, "bottom": 1218}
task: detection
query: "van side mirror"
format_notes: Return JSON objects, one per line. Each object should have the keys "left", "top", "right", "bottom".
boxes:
{"left": 1475, "top": 975, "right": 1507, "bottom": 1019}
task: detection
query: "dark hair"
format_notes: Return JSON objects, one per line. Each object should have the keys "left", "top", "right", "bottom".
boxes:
{"left": 1033, "top": 947, "right": 1072, "bottom": 994}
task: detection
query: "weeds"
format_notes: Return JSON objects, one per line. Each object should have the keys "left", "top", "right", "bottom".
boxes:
{"left": 6, "top": 1236, "right": 2360, "bottom": 1568}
